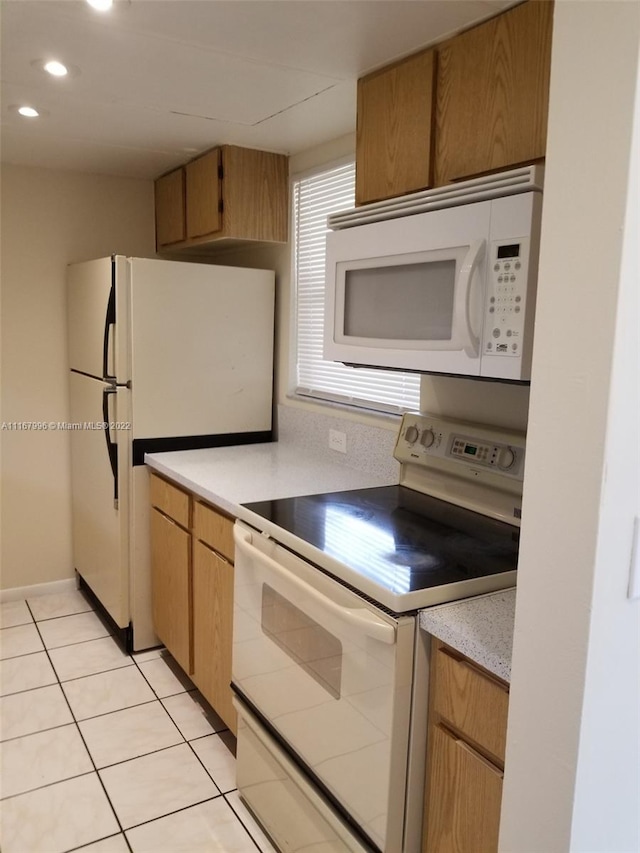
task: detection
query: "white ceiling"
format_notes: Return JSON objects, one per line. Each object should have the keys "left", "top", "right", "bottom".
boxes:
{"left": 1, "top": 0, "right": 515, "bottom": 180}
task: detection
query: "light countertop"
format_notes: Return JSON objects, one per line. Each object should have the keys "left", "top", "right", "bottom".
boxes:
{"left": 419, "top": 588, "right": 516, "bottom": 682}
{"left": 145, "top": 442, "right": 398, "bottom": 520}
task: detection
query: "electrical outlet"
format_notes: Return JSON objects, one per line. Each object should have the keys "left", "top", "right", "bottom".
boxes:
{"left": 329, "top": 429, "right": 347, "bottom": 453}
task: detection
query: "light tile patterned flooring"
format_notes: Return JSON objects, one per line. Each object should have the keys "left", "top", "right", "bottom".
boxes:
{"left": 0, "top": 589, "right": 278, "bottom": 853}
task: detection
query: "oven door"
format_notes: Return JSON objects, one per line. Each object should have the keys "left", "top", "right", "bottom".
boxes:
{"left": 232, "top": 521, "right": 416, "bottom": 853}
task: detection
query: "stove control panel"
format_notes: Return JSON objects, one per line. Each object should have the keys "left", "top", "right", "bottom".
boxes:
{"left": 394, "top": 412, "right": 525, "bottom": 481}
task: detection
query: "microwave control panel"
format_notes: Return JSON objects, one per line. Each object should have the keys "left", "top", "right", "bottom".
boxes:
{"left": 483, "top": 237, "right": 530, "bottom": 358}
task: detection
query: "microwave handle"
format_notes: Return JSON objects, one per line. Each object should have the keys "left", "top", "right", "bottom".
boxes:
{"left": 455, "top": 239, "right": 485, "bottom": 358}
{"left": 234, "top": 526, "right": 396, "bottom": 645}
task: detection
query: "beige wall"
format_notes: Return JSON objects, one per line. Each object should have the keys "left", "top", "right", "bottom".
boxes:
{"left": 0, "top": 164, "right": 155, "bottom": 590}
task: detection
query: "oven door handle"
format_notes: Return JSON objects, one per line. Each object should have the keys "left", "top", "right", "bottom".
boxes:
{"left": 234, "top": 527, "right": 396, "bottom": 645}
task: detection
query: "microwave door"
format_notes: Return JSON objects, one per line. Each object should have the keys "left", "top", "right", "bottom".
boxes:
{"left": 326, "top": 243, "right": 486, "bottom": 375}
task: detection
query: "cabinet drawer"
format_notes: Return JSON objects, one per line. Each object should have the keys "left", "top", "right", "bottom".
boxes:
{"left": 193, "top": 500, "right": 235, "bottom": 562}
{"left": 432, "top": 643, "right": 509, "bottom": 763}
{"left": 149, "top": 473, "right": 191, "bottom": 529}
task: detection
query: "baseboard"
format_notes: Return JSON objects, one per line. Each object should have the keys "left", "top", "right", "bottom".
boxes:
{"left": 0, "top": 576, "right": 78, "bottom": 603}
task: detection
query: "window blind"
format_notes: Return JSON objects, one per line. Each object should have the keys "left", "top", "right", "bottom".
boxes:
{"left": 292, "top": 162, "right": 420, "bottom": 414}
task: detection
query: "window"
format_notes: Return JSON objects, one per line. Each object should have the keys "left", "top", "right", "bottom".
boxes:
{"left": 292, "top": 161, "right": 420, "bottom": 414}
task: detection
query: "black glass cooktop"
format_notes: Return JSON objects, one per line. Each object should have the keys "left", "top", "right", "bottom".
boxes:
{"left": 243, "top": 485, "right": 519, "bottom": 599}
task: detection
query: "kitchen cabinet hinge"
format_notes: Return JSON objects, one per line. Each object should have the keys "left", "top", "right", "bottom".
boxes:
{"left": 218, "top": 165, "right": 224, "bottom": 180}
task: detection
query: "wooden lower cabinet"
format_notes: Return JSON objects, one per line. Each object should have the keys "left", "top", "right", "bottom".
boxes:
{"left": 425, "top": 724, "right": 503, "bottom": 853}
{"left": 150, "top": 507, "right": 192, "bottom": 676}
{"left": 149, "top": 473, "right": 237, "bottom": 734}
{"left": 423, "top": 640, "right": 509, "bottom": 853}
{"left": 192, "top": 540, "right": 236, "bottom": 734}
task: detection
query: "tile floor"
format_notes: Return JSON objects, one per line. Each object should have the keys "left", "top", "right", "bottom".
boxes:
{"left": 0, "top": 589, "right": 278, "bottom": 853}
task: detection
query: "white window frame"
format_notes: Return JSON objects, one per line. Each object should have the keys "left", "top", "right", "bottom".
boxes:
{"left": 290, "top": 159, "right": 421, "bottom": 416}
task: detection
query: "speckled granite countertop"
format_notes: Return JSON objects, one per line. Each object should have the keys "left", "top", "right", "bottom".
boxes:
{"left": 145, "top": 442, "right": 398, "bottom": 521}
{"left": 419, "top": 588, "right": 516, "bottom": 682}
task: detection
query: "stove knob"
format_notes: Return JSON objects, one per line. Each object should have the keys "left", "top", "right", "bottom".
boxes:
{"left": 420, "top": 428, "right": 436, "bottom": 449}
{"left": 405, "top": 425, "right": 419, "bottom": 444}
{"left": 497, "top": 446, "right": 516, "bottom": 470}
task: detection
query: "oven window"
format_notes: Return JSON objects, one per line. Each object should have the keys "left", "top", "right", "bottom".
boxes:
{"left": 261, "top": 584, "right": 342, "bottom": 700}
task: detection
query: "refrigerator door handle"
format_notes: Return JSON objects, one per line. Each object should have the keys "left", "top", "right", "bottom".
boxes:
{"left": 102, "top": 385, "right": 118, "bottom": 508}
{"left": 102, "top": 274, "right": 117, "bottom": 382}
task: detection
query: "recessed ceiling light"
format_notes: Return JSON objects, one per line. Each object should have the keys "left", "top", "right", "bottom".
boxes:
{"left": 8, "top": 104, "right": 49, "bottom": 119}
{"left": 44, "top": 60, "right": 68, "bottom": 77}
{"left": 31, "top": 58, "right": 80, "bottom": 79}
{"left": 86, "top": 0, "right": 113, "bottom": 10}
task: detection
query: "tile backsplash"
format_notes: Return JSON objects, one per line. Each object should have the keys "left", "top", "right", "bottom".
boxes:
{"left": 278, "top": 405, "right": 400, "bottom": 481}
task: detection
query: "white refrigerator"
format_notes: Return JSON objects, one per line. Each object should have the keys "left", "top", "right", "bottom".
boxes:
{"left": 67, "top": 255, "right": 275, "bottom": 651}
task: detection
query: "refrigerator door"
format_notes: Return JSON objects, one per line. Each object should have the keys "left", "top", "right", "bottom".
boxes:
{"left": 128, "top": 258, "right": 274, "bottom": 440}
{"left": 68, "top": 256, "right": 129, "bottom": 383}
{"left": 69, "top": 372, "right": 131, "bottom": 629}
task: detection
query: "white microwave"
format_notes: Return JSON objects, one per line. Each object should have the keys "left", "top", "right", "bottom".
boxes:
{"left": 324, "top": 171, "right": 543, "bottom": 382}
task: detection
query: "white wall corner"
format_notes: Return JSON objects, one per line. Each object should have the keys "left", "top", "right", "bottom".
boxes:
{"left": 499, "top": 4, "right": 640, "bottom": 852}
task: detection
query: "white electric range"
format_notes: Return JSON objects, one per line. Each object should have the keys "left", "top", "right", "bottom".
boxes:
{"left": 232, "top": 413, "right": 524, "bottom": 852}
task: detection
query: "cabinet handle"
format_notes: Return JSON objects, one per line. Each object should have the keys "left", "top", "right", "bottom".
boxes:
{"left": 439, "top": 645, "right": 508, "bottom": 691}
{"left": 153, "top": 507, "right": 188, "bottom": 533}
{"left": 455, "top": 735, "right": 504, "bottom": 778}
{"left": 196, "top": 538, "right": 231, "bottom": 565}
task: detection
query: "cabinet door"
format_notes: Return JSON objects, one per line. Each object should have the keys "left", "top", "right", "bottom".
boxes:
{"left": 222, "top": 146, "right": 289, "bottom": 242}
{"left": 185, "top": 149, "right": 222, "bottom": 239}
{"left": 424, "top": 724, "right": 503, "bottom": 853}
{"left": 356, "top": 49, "right": 436, "bottom": 205}
{"left": 435, "top": 0, "right": 553, "bottom": 185}
{"left": 155, "top": 168, "right": 185, "bottom": 247}
{"left": 192, "top": 540, "right": 237, "bottom": 734}
{"left": 150, "top": 508, "right": 192, "bottom": 674}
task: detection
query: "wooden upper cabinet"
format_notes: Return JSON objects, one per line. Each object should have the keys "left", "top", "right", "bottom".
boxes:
{"left": 434, "top": 0, "right": 553, "bottom": 186}
{"left": 186, "top": 148, "right": 222, "bottom": 239}
{"left": 222, "top": 146, "right": 289, "bottom": 243}
{"left": 155, "top": 144, "right": 288, "bottom": 251}
{"left": 356, "top": 49, "right": 436, "bottom": 206}
{"left": 155, "top": 167, "right": 186, "bottom": 247}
